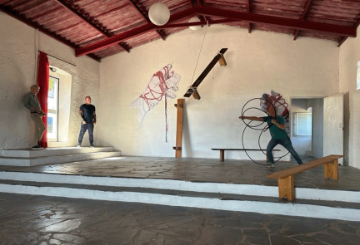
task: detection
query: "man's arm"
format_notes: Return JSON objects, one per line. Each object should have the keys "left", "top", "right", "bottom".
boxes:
{"left": 23, "top": 94, "right": 41, "bottom": 112}
{"left": 23, "top": 94, "right": 34, "bottom": 110}
{"left": 79, "top": 109, "right": 86, "bottom": 124}
{"left": 271, "top": 118, "right": 286, "bottom": 129}
{"left": 239, "top": 116, "right": 264, "bottom": 122}
{"left": 93, "top": 111, "right": 96, "bottom": 124}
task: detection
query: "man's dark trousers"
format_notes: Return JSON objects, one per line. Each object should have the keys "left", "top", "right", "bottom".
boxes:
{"left": 78, "top": 123, "right": 94, "bottom": 145}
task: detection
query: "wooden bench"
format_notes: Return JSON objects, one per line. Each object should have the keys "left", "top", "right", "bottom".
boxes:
{"left": 211, "top": 148, "right": 280, "bottom": 162}
{"left": 266, "top": 154, "right": 343, "bottom": 201}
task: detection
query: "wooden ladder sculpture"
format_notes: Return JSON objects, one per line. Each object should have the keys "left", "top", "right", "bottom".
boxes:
{"left": 173, "top": 98, "right": 184, "bottom": 158}
{"left": 183, "top": 48, "right": 228, "bottom": 100}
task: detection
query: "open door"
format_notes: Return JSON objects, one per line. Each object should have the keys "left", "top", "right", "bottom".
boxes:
{"left": 323, "top": 94, "right": 344, "bottom": 164}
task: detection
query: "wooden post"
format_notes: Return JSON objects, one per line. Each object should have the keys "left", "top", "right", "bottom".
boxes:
{"left": 192, "top": 91, "right": 201, "bottom": 100}
{"left": 218, "top": 55, "right": 227, "bottom": 66}
{"left": 220, "top": 150, "right": 224, "bottom": 162}
{"left": 324, "top": 159, "right": 339, "bottom": 180}
{"left": 278, "top": 175, "right": 295, "bottom": 201}
{"left": 173, "top": 99, "right": 184, "bottom": 158}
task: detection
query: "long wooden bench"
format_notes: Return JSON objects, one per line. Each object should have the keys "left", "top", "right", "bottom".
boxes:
{"left": 266, "top": 154, "right": 343, "bottom": 201}
{"left": 211, "top": 148, "right": 280, "bottom": 162}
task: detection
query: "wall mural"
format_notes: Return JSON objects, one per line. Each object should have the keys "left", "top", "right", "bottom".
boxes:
{"left": 130, "top": 64, "right": 181, "bottom": 140}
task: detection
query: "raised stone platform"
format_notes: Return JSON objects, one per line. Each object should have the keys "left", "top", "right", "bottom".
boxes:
{"left": 0, "top": 147, "right": 122, "bottom": 166}
{"left": 0, "top": 156, "right": 359, "bottom": 221}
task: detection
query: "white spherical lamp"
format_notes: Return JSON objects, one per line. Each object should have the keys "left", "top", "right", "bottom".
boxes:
{"left": 188, "top": 16, "right": 202, "bottom": 30}
{"left": 149, "top": 2, "right": 170, "bottom": 26}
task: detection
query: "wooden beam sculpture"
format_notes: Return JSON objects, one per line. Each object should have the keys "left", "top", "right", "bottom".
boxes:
{"left": 184, "top": 48, "right": 228, "bottom": 100}
{"left": 173, "top": 99, "right": 184, "bottom": 158}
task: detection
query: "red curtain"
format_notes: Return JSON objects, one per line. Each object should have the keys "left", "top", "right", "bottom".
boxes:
{"left": 37, "top": 51, "right": 49, "bottom": 148}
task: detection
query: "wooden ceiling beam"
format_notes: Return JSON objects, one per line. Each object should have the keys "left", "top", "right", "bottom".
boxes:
{"left": 76, "top": 7, "right": 196, "bottom": 57}
{"left": 293, "top": 0, "right": 314, "bottom": 40}
{"left": 0, "top": 0, "right": 11, "bottom": 5}
{"left": 53, "top": 0, "right": 131, "bottom": 53}
{"left": 159, "top": 19, "right": 239, "bottom": 29}
{"left": 247, "top": 0, "right": 252, "bottom": 33}
{"left": 76, "top": 5, "right": 356, "bottom": 57}
{"left": 0, "top": 5, "right": 101, "bottom": 62}
{"left": 337, "top": 16, "right": 360, "bottom": 47}
{"left": 128, "top": 0, "right": 166, "bottom": 40}
{"left": 197, "top": 6, "right": 356, "bottom": 37}
{"left": 20, "top": 1, "right": 49, "bottom": 14}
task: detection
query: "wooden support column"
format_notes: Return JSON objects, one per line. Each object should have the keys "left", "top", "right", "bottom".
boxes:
{"left": 324, "top": 159, "right": 339, "bottom": 180}
{"left": 218, "top": 55, "right": 227, "bottom": 66}
{"left": 220, "top": 150, "right": 225, "bottom": 162}
{"left": 278, "top": 175, "right": 295, "bottom": 201}
{"left": 173, "top": 99, "right": 184, "bottom": 158}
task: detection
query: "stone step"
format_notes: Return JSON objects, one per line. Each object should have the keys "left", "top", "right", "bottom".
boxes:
{"left": 0, "top": 146, "right": 114, "bottom": 158}
{"left": 0, "top": 151, "right": 122, "bottom": 166}
{"left": 1, "top": 171, "right": 360, "bottom": 204}
{"left": 0, "top": 179, "right": 359, "bottom": 221}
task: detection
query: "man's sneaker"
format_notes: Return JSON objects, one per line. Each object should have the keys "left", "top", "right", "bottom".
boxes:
{"left": 90, "top": 144, "right": 95, "bottom": 148}
{"left": 32, "top": 145, "right": 42, "bottom": 149}
{"left": 267, "top": 164, "right": 275, "bottom": 168}
{"left": 77, "top": 144, "right": 81, "bottom": 147}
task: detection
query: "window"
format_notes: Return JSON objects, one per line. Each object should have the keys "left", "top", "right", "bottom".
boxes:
{"left": 294, "top": 113, "right": 312, "bottom": 136}
{"left": 47, "top": 76, "right": 59, "bottom": 141}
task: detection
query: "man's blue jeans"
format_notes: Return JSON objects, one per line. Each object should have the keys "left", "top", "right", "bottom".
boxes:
{"left": 78, "top": 123, "right": 94, "bottom": 145}
{"left": 267, "top": 137, "right": 303, "bottom": 164}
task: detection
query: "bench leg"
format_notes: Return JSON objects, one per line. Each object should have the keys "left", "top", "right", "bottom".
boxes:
{"left": 278, "top": 175, "right": 295, "bottom": 201}
{"left": 220, "top": 150, "right": 224, "bottom": 162}
{"left": 324, "top": 159, "right": 339, "bottom": 180}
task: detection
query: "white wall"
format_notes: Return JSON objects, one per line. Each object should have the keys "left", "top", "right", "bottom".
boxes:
{"left": 339, "top": 25, "right": 360, "bottom": 168}
{"left": 0, "top": 12, "right": 100, "bottom": 150}
{"left": 98, "top": 25, "right": 339, "bottom": 160}
{"left": 290, "top": 99, "right": 311, "bottom": 156}
{"left": 309, "top": 98, "right": 324, "bottom": 159}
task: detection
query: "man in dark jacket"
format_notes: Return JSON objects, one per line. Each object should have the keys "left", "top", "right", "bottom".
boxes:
{"left": 77, "top": 96, "right": 96, "bottom": 147}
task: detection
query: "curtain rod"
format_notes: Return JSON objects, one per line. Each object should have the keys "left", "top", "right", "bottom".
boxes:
{"left": 38, "top": 50, "right": 76, "bottom": 67}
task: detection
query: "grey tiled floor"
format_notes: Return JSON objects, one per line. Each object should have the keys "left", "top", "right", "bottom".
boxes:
{"left": 0, "top": 156, "right": 359, "bottom": 191}
{"left": 1, "top": 156, "right": 360, "bottom": 244}
{"left": 1, "top": 193, "right": 360, "bottom": 245}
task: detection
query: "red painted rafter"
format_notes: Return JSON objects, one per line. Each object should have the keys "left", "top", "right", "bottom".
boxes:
{"left": 293, "top": 0, "right": 314, "bottom": 40}
{"left": 0, "top": 5, "right": 101, "bottom": 62}
{"left": 338, "top": 17, "right": 360, "bottom": 47}
{"left": 247, "top": 0, "right": 252, "bottom": 33}
{"left": 0, "top": 0, "right": 10, "bottom": 4}
{"left": 76, "top": 6, "right": 356, "bottom": 57}
{"left": 20, "top": 1, "right": 49, "bottom": 14}
{"left": 76, "top": 7, "right": 197, "bottom": 57}
{"left": 53, "top": 0, "right": 131, "bottom": 53}
{"left": 128, "top": 0, "right": 166, "bottom": 40}
{"left": 196, "top": 0, "right": 209, "bottom": 23}
{"left": 198, "top": 6, "right": 356, "bottom": 36}
{"left": 161, "top": 19, "right": 239, "bottom": 29}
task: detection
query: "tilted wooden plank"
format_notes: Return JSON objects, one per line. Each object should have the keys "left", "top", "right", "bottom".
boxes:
{"left": 267, "top": 155, "right": 343, "bottom": 179}
{"left": 212, "top": 148, "right": 280, "bottom": 151}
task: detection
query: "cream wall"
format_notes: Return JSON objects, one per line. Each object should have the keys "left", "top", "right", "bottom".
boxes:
{"left": 0, "top": 12, "right": 100, "bottom": 150}
{"left": 290, "top": 99, "right": 311, "bottom": 156}
{"left": 339, "top": 25, "right": 360, "bottom": 169}
{"left": 98, "top": 25, "right": 339, "bottom": 160}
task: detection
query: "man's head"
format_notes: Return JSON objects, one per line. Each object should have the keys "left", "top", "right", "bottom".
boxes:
{"left": 31, "top": 85, "right": 40, "bottom": 95}
{"left": 85, "top": 96, "right": 91, "bottom": 104}
{"left": 267, "top": 105, "right": 276, "bottom": 118}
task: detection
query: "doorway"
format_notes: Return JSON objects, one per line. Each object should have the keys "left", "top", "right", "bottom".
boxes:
{"left": 290, "top": 98, "right": 324, "bottom": 160}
